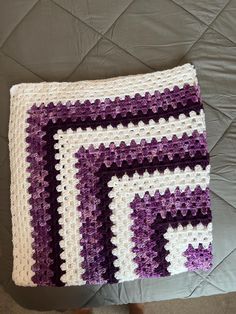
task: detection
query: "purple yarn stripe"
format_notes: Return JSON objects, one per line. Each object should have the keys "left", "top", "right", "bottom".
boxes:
{"left": 184, "top": 244, "right": 212, "bottom": 271}
{"left": 130, "top": 187, "right": 211, "bottom": 277}
{"left": 26, "top": 84, "right": 202, "bottom": 285}
{"left": 131, "top": 186, "right": 211, "bottom": 219}
{"left": 26, "top": 115, "right": 55, "bottom": 286}
{"left": 29, "top": 84, "right": 201, "bottom": 126}
{"left": 75, "top": 134, "right": 209, "bottom": 284}
{"left": 43, "top": 127, "right": 65, "bottom": 286}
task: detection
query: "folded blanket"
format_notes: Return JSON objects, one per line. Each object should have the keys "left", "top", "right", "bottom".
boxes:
{"left": 9, "top": 63, "right": 212, "bottom": 287}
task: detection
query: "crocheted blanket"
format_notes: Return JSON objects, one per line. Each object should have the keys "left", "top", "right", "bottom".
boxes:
{"left": 9, "top": 63, "right": 212, "bottom": 287}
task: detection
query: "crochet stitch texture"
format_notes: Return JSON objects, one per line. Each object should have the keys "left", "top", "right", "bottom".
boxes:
{"left": 9, "top": 63, "right": 212, "bottom": 287}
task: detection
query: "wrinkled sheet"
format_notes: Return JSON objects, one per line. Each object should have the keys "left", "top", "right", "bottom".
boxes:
{"left": 0, "top": 0, "right": 236, "bottom": 311}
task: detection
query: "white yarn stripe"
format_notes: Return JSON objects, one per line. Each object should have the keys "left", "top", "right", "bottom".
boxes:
{"left": 11, "top": 63, "right": 197, "bottom": 104}
{"left": 56, "top": 157, "right": 84, "bottom": 285}
{"left": 9, "top": 63, "right": 198, "bottom": 286}
{"left": 9, "top": 106, "right": 35, "bottom": 286}
{"left": 108, "top": 165, "right": 210, "bottom": 199}
{"left": 54, "top": 110, "right": 206, "bottom": 150}
{"left": 164, "top": 223, "right": 212, "bottom": 275}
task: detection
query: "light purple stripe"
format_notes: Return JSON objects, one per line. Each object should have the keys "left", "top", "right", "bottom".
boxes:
{"left": 184, "top": 244, "right": 212, "bottom": 271}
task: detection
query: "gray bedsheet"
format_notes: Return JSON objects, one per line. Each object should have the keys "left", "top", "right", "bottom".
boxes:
{"left": 0, "top": 0, "right": 236, "bottom": 311}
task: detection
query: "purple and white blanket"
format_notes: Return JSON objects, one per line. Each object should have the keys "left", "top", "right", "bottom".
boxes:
{"left": 9, "top": 63, "right": 212, "bottom": 287}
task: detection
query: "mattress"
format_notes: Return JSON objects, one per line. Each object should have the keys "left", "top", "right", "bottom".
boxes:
{"left": 0, "top": 0, "right": 236, "bottom": 311}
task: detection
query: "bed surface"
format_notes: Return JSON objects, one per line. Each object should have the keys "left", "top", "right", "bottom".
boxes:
{"left": 0, "top": 0, "right": 236, "bottom": 311}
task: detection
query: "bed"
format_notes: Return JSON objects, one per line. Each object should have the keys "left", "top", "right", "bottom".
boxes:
{"left": 0, "top": 0, "right": 236, "bottom": 310}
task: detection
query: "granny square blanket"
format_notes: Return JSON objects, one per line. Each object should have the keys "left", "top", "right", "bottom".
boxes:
{"left": 9, "top": 63, "right": 212, "bottom": 287}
